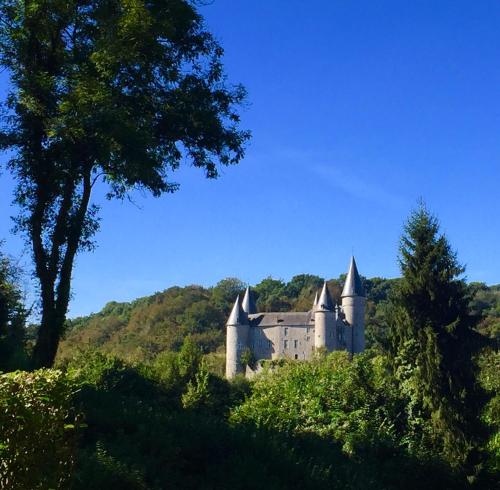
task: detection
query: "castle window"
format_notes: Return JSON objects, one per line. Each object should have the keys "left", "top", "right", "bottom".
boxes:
{"left": 284, "top": 327, "right": 288, "bottom": 336}
{"left": 294, "top": 340, "right": 298, "bottom": 349}
{"left": 294, "top": 354, "right": 298, "bottom": 360}
{"left": 268, "top": 340, "right": 272, "bottom": 348}
{"left": 284, "top": 340, "right": 288, "bottom": 349}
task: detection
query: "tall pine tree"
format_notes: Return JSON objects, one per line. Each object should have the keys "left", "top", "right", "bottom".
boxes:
{"left": 387, "top": 205, "right": 481, "bottom": 471}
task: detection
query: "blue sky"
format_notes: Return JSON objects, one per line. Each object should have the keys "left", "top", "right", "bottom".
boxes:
{"left": 1, "top": 0, "right": 499, "bottom": 317}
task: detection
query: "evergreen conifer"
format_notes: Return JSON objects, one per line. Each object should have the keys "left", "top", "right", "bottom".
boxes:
{"left": 386, "top": 204, "right": 481, "bottom": 471}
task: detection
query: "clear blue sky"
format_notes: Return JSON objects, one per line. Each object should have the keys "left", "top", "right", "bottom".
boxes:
{"left": 1, "top": 0, "right": 499, "bottom": 318}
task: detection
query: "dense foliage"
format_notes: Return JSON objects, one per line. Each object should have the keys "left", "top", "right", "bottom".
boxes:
{"left": 2, "top": 347, "right": 497, "bottom": 489}
{"left": 0, "top": 247, "right": 27, "bottom": 371}
{"left": 0, "top": 369, "right": 78, "bottom": 489}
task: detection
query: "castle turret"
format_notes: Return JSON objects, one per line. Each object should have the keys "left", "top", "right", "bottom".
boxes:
{"left": 341, "top": 257, "right": 366, "bottom": 354}
{"left": 314, "top": 282, "right": 335, "bottom": 351}
{"left": 311, "top": 291, "right": 318, "bottom": 311}
{"left": 242, "top": 286, "right": 256, "bottom": 314}
{"left": 225, "top": 295, "right": 249, "bottom": 379}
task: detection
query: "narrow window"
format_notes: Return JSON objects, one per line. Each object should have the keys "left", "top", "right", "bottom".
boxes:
{"left": 294, "top": 340, "right": 298, "bottom": 349}
{"left": 284, "top": 340, "right": 288, "bottom": 349}
{"left": 268, "top": 340, "right": 272, "bottom": 348}
{"left": 284, "top": 327, "right": 288, "bottom": 336}
{"left": 294, "top": 354, "right": 298, "bottom": 360}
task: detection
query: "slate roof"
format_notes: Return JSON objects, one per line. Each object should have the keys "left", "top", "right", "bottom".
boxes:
{"left": 248, "top": 311, "right": 313, "bottom": 328}
{"left": 227, "top": 295, "right": 245, "bottom": 325}
{"left": 242, "top": 287, "right": 257, "bottom": 314}
{"left": 341, "top": 256, "right": 366, "bottom": 297}
{"left": 312, "top": 291, "right": 318, "bottom": 310}
{"left": 316, "top": 282, "right": 334, "bottom": 311}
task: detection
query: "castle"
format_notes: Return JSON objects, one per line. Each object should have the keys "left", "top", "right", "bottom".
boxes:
{"left": 226, "top": 257, "right": 366, "bottom": 378}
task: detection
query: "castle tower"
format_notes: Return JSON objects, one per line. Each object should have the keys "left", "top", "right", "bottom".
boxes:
{"left": 314, "top": 282, "right": 335, "bottom": 351}
{"left": 225, "top": 295, "right": 249, "bottom": 379}
{"left": 242, "top": 286, "right": 256, "bottom": 314}
{"left": 341, "top": 257, "right": 366, "bottom": 354}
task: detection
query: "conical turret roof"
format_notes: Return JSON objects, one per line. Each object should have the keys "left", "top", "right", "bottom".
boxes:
{"left": 316, "top": 282, "right": 334, "bottom": 311}
{"left": 341, "top": 256, "right": 365, "bottom": 297}
{"left": 312, "top": 291, "right": 319, "bottom": 311}
{"left": 227, "top": 295, "right": 245, "bottom": 325}
{"left": 242, "top": 287, "right": 256, "bottom": 314}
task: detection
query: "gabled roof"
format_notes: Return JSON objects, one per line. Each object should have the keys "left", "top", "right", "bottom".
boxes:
{"left": 341, "top": 256, "right": 365, "bottom": 297}
{"left": 227, "top": 295, "right": 245, "bottom": 325}
{"left": 242, "top": 287, "right": 257, "bottom": 314}
{"left": 316, "top": 282, "right": 334, "bottom": 311}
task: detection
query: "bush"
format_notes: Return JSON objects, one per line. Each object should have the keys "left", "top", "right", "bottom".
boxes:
{"left": 477, "top": 349, "right": 500, "bottom": 475}
{"left": 231, "top": 351, "right": 403, "bottom": 454}
{"left": 0, "top": 369, "right": 79, "bottom": 489}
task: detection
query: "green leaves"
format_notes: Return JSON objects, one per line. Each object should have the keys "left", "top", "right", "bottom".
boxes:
{"left": 0, "top": 369, "right": 79, "bottom": 489}
{"left": 231, "top": 352, "right": 402, "bottom": 455}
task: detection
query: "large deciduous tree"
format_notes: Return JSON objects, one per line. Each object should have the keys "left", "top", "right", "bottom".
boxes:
{"left": 386, "top": 205, "right": 482, "bottom": 471}
{"left": 0, "top": 0, "right": 249, "bottom": 367}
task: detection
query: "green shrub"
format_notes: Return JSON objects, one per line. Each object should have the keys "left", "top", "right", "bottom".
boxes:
{"left": 478, "top": 349, "right": 500, "bottom": 474}
{"left": 0, "top": 369, "right": 79, "bottom": 489}
{"left": 231, "top": 351, "right": 403, "bottom": 454}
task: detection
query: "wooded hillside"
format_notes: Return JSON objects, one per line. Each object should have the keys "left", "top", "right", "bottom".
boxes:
{"left": 57, "top": 274, "right": 499, "bottom": 366}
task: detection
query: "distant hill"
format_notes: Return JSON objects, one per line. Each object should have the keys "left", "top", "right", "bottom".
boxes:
{"left": 57, "top": 276, "right": 500, "bottom": 365}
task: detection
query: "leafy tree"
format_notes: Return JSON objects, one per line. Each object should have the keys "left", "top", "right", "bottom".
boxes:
{"left": 254, "top": 277, "right": 290, "bottom": 311}
{"left": 232, "top": 351, "right": 404, "bottom": 454}
{"left": 239, "top": 347, "right": 255, "bottom": 369}
{"left": 386, "top": 205, "right": 482, "bottom": 469}
{"left": 477, "top": 349, "right": 500, "bottom": 477}
{"left": 179, "top": 300, "right": 224, "bottom": 336}
{"left": 0, "top": 369, "right": 79, "bottom": 488}
{"left": 284, "top": 274, "right": 323, "bottom": 298}
{"left": 176, "top": 336, "right": 202, "bottom": 381}
{"left": 210, "top": 277, "right": 246, "bottom": 314}
{"left": 0, "top": 0, "right": 249, "bottom": 368}
{"left": 0, "top": 248, "right": 27, "bottom": 371}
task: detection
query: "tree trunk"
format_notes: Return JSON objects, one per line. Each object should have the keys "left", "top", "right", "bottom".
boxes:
{"left": 32, "top": 307, "right": 62, "bottom": 368}
{"left": 31, "top": 169, "right": 93, "bottom": 369}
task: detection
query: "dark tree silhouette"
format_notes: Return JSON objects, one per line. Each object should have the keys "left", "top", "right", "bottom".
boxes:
{"left": 0, "top": 0, "right": 249, "bottom": 367}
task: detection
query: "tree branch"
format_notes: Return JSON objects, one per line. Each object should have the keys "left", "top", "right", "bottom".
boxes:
{"left": 54, "top": 167, "right": 92, "bottom": 323}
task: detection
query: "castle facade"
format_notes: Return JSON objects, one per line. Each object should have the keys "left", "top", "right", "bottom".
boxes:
{"left": 226, "top": 257, "right": 366, "bottom": 378}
